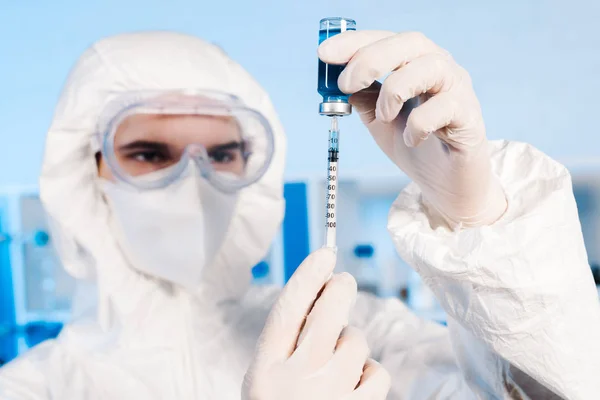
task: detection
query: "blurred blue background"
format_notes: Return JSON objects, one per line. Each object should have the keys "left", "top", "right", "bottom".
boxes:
{"left": 1, "top": 0, "right": 600, "bottom": 366}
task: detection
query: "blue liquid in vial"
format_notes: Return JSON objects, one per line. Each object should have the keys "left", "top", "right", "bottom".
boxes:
{"left": 318, "top": 27, "right": 355, "bottom": 103}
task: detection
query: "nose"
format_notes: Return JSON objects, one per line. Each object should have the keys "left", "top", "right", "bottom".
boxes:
{"left": 186, "top": 143, "right": 208, "bottom": 158}
{"left": 185, "top": 144, "right": 212, "bottom": 178}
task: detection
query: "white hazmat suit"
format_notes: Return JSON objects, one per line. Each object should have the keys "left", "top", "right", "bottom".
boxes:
{"left": 1, "top": 31, "right": 599, "bottom": 400}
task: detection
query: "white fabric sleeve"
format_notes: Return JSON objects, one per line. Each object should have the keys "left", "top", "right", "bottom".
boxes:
{"left": 385, "top": 140, "right": 600, "bottom": 399}
{"left": 0, "top": 343, "right": 53, "bottom": 399}
{"left": 351, "top": 292, "right": 478, "bottom": 399}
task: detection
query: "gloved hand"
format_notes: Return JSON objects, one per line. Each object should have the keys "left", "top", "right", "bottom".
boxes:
{"left": 242, "top": 248, "right": 391, "bottom": 400}
{"left": 319, "top": 31, "right": 507, "bottom": 228}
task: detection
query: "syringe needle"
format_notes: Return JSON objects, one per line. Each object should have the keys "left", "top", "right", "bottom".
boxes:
{"left": 330, "top": 115, "right": 338, "bottom": 132}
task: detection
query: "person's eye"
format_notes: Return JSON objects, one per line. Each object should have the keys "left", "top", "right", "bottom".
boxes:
{"left": 129, "top": 151, "right": 169, "bottom": 164}
{"left": 209, "top": 150, "right": 237, "bottom": 164}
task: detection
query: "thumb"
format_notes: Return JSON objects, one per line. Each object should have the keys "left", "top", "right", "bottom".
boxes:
{"left": 252, "top": 247, "right": 337, "bottom": 367}
{"left": 349, "top": 82, "right": 397, "bottom": 160}
{"left": 348, "top": 82, "right": 381, "bottom": 125}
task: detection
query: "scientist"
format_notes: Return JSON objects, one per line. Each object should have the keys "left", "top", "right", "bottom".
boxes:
{"left": 0, "top": 29, "right": 598, "bottom": 400}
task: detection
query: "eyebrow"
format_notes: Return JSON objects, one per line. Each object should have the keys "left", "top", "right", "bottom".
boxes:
{"left": 117, "top": 139, "right": 247, "bottom": 155}
{"left": 118, "top": 140, "right": 170, "bottom": 153}
{"left": 206, "top": 141, "right": 246, "bottom": 153}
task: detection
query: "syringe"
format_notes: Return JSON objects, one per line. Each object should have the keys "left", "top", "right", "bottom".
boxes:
{"left": 317, "top": 17, "right": 356, "bottom": 249}
{"left": 325, "top": 116, "right": 339, "bottom": 248}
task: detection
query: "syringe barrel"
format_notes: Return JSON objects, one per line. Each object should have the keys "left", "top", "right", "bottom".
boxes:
{"left": 318, "top": 17, "right": 356, "bottom": 116}
{"left": 325, "top": 117, "right": 339, "bottom": 248}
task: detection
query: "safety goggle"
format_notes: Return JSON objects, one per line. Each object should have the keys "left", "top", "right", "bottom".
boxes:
{"left": 96, "top": 90, "right": 275, "bottom": 193}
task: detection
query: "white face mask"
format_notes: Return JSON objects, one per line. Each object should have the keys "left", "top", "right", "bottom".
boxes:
{"left": 99, "top": 169, "right": 238, "bottom": 288}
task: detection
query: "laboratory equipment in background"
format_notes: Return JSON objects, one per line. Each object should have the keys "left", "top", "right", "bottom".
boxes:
{"left": 19, "top": 195, "right": 75, "bottom": 316}
{"left": 0, "top": 188, "right": 75, "bottom": 364}
{"left": 352, "top": 243, "right": 410, "bottom": 300}
{"left": 407, "top": 271, "right": 441, "bottom": 320}
{"left": 353, "top": 244, "right": 378, "bottom": 294}
{"left": 251, "top": 241, "right": 284, "bottom": 287}
{"left": 251, "top": 261, "right": 270, "bottom": 284}
{"left": 572, "top": 175, "right": 600, "bottom": 266}
{"left": 0, "top": 196, "right": 14, "bottom": 366}
{"left": 572, "top": 173, "right": 600, "bottom": 298}
{"left": 592, "top": 264, "right": 600, "bottom": 298}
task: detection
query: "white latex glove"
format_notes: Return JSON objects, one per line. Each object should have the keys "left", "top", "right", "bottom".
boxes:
{"left": 319, "top": 31, "right": 507, "bottom": 228}
{"left": 242, "top": 248, "right": 391, "bottom": 400}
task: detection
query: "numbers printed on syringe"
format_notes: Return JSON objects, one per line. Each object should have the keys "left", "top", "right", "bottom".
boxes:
{"left": 326, "top": 161, "right": 338, "bottom": 228}
{"left": 324, "top": 116, "right": 340, "bottom": 247}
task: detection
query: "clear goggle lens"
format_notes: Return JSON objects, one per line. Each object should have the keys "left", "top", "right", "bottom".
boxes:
{"left": 98, "top": 91, "right": 274, "bottom": 192}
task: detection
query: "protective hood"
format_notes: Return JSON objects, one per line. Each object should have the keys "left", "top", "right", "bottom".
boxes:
{"left": 39, "top": 31, "right": 286, "bottom": 329}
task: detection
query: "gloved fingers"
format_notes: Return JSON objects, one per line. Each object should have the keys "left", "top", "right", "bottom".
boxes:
{"left": 254, "top": 247, "right": 337, "bottom": 367}
{"left": 324, "top": 31, "right": 447, "bottom": 94}
{"left": 348, "top": 82, "right": 381, "bottom": 125}
{"left": 347, "top": 359, "right": 392, "bottom": 400}
{"left": 348, "top": 82, "right": 399, "bottom": 162}
{"left": 403, "top": 90, "right": 473, "bottom": 148}
{"left": 318, "top": 30, "right": 395, "bottom": 65}
{"left": 375, "top": 53, "right": 459, "bottom": 123}
{"left": 291, "top": 272, "right": 358, "bottom": 370}
{"left": 329, "top": 326, "right": 370, "bottom": 393}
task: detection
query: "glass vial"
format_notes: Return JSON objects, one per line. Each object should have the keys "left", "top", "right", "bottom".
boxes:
{"left": 318, "top": 17, "right": 356, "bottom": 116}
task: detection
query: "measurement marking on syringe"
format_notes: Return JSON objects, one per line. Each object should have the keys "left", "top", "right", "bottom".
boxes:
{"left": 326, "top": 162, "right": 337, "bottom": 229}
{"left": 325, "top": 117, "right": 339, "bottom": 248}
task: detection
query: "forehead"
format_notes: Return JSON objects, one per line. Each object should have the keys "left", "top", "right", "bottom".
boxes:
{"left": 114, "top": 113, "right": 241, "bottom": 145}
